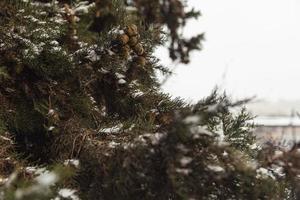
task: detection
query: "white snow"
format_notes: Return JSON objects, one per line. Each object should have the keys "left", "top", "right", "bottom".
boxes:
{"left": 222, "top": 151, "right": 228, "bottom": 157}
{"left": 37, "top": 21, "right": 46, "bottom": 25}
{"left": 207, "top": 104, "right": 219, "bottom": 113}
{"left": 108, "top": 141, "right": 120, "bottom": 148}
{"left": 99, "top": 124, "right": 123, "bottom": 134}
{"left": 256, "top": 167, "right": 275, "bottom": 180}
{"left": 47, "top": 109, "right": 55, "bottom": 116}
{"left": 5, "top": 172, "right": 17, "bottom": 187}
{"left": 50, "top": 40, "right": 59, "bottom": 46}
{"left": 190, "top": 126, "right": 214, "bottom": 137}
{"left": 58, "top": 188, "right": 80, "bottom": 200}
{"left": 86, "top": 50, "right": 99, "bottom": 62}
{"left": 0, "top": 135, "right": 12, "bottom": 143}
{"left": 183, "top": 115, "right": 201, "bottom": 124}
{"left": 64, "top": 159, "right": 80, "bottom": 168}
{"left": 34, "top": 167, "right": 47, "bottom": 175}
{"left": 246, "top": 160, "right": 258, "bottom": 170}
{"left": 150, "top": 109, "right": 158, "bottom": 114}
{"left": 35, "top": 171, "right": 58, "bottom": 186}
{"left": 137, "top": 133, "right": 167, "bottom": 145}
{"left": 52, "top": 46, "right": 62, "bottom": 52}
{"left": 39, "top": 11, "right": 47, "bottom": 16}
{"left": 249, "top": 143, "right": 259, "bottom": 150}
{"left": 88, "top": 95, "right": 96, "bottom": 104}
{"left": 175, "top": 168, "right": 192, "bottom": 175}
{"left": 25, "top": 167, "right": 37, "bottom": 174}
{"left": 207, "top": 165, "right": 225, "bottom": 173}
{"left": 15, "top": 171, "right": 59, "bottom": 199}
{"left": 115, "top": 73, "right": 126, "bottom": 79}
{"left": 75, "top": 2, "right": 95, "bottom": 14}
{"left": 180, "top": 157, "right": 193, "bottom": 167}
{"left": 48, "top": 126, "right": 55, "bottom": 131}
{"left": 50, "top": 17, "right": 67, "bottom": 25}
{"left": 107, "top": 50, "right": 116, "bottom": 56}
{"left": 0, "top": 177, "right": 8, "bottom": 185}
{"left": 24, "top": 15, "right": 39, "bottom": 23}
{"left": 132, "top": 89, "right": 144, "bottom": 98}
{"left": 118, "top": 79, "right": 127, "bottom": 84}
{"left": 126, "top": 6, "right": 137, "bottom": 12}
{"left": 99, "top": 68, "right": 110, "bottom": 74}
{"left": 14, "top": 167, "right": 62, "bottom": 199}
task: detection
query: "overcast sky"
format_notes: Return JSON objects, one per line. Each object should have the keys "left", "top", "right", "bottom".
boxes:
{"left": 158, "top": 0, "right": 300, "bottom": 104}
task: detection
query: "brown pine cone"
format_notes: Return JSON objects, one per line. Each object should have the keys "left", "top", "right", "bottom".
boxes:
{"left": 128, "top": 36, "right": 139, "bottom": 47}
{"left": 117, "top": 34, "right": 130, "bottom": 45}
{"left": 125, "top": 24, "right": 138, "bottom": 36}
{"left": 133, "top": 43, "right": 144, "bottom": 56}
{"left": 120, "top": 45, "right": 131, "bottom": 59}
{"left": 133, "top": 56, "right": 146, "bottom": 67}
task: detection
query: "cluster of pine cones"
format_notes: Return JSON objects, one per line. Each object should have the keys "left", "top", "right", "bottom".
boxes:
{"left": 112, "top": 24, "right": 147, "bottom": 68}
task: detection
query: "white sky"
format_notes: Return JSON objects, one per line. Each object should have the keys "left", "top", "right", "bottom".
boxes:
{"left": 158, "top": 0, "right": 300, "bottom": 103}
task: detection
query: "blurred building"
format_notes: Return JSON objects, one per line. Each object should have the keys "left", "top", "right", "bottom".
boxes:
{"left": 254, "top": 116, "right": 300, "bottom": 147}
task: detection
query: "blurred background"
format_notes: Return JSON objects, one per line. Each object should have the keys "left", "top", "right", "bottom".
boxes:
{"left": 157, "top": 0, "right": 300, "bottom": 146}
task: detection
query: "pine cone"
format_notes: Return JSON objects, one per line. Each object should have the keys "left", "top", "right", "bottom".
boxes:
{"left": 133, "top": 56, "right": 146, "bottom": 67}
{"left": 120, "top": 45, "right": 131, "bottom": 59}
{"left": 133, "top": 43, "right": 144, "bottom": 56}
{"left": 128, "top": 36, "right": 139, "bottom": 47}
{"left": 117, "top": 34, "right": 130, "bottom": 45}
{"left": 125, "top": 24, "right": 138, "bottom": 36}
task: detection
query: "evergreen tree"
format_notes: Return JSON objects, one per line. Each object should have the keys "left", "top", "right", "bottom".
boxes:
{"left": 0, "top": 0, "right": 298, "bottom": 199}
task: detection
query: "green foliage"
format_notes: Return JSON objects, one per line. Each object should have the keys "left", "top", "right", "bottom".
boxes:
{"left": 222, "top": 107, "right": 257, "bottom": 156}
{"left": 13, "top": 99, "right": 45, "bottom": 134}
{"left": 0, "top": 67, "right": 10, "bottom": 82}
{"left": 2, "top": 164, "right": 78, "bottom": 200}
{"left": 127, "top": 0, "right": 204, "bottom": 63}
{"left": 192, "top": 91, "right": 257, "bottom": 155}
{"left": 0, "top": 119, "right": 6, "bottom": 134}
{"left": 0, "top": 0, "right": 297, "bottom": 199}
{"left": 27, "top": 49, "right": 73, "bottom": 80}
